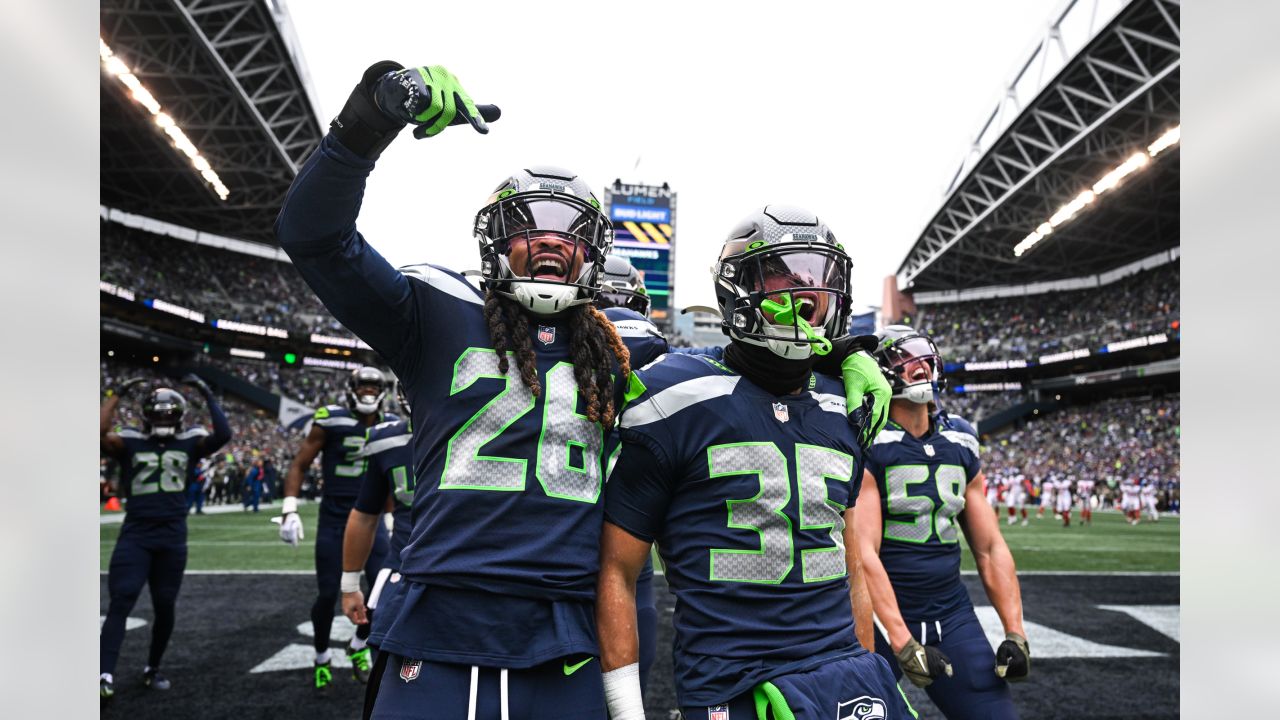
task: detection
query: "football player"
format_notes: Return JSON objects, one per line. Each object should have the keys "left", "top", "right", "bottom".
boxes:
{"left": 595, "top": 254, "right": 652, "bottom": 316}
{"left": 275, "top": 62, "right": 669, "bottom": 719}
{"left": 340, "top": 383, "right": 413, "bottom": 662}
{"left": 1121, "top": 477, "right": 1142, "bottom": 524}
{"left": 985, "top": 470, "right": 1001, "bottom": 516}
{"left": 1036, "top": 473, "right": 1055, "bottom": 520}
{"left": 1055, "top": 475, "right": 1074, "bottom": 527}
{"left": 856, "top": 326, "right": 1029, "bottom": 719}
{"left": 598, "top": 207, "right": 911, "bottom": 719}
{"left": 99, "top": 374, "right": 231, "bottom": 699}
{"left": 1076, "top": 476, "right": 1096, "bottom": 525}
{"left": 1004, "top": 472, "right": 1029, "bottom": 526}
{"left": 277, "top": 366, "right": 396, "bottom": 688}
{"left": 1141, "top": 479, "right": 1160, "bottom": 522}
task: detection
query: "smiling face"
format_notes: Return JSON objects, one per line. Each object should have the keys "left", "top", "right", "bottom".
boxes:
{"left": 506, "top": 232, "right": 586, "bottom": 283}
{"left": 750, "top": 251, "right": 841, "bottom": 327}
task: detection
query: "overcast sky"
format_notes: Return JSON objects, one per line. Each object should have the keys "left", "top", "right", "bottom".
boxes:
{"left": 285, "top": 0, "right": 1061, "bottom": 312}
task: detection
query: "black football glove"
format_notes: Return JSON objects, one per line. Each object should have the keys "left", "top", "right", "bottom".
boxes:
{"left": 181, "top": 373, "right": 213, "bottom": 397}
{"left": 372, "top": 65, "right": 489, "bottom": 139}
{"left": 995, "top": 632, "right": 1030, "bottom": 681}
{"left": 111, "top": 377, "right": 147, "bottom": 398}
{"left": 896, "top": 637, "right": 953, "bottom": 688}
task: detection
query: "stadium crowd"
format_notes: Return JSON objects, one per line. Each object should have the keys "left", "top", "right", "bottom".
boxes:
{"left": 941, "top": 391, "right": 1028, "bottom": 425}
{"left": 917, "top": 261, "right": 1179, "bottom": 363}
{"left": 100, "top": 220, "right": 357, "bottom": 339}
{"left": 193, "top": 356, "right": 348, "bottom": 408}
{"left": 981, "top": 394, "right": 1180, "bottom": 511}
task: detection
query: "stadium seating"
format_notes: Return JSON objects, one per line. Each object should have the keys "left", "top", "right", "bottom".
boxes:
{"left": 917, "top": 262, "right": 1179, "bottom": 363}
{"left": 100, "top": 220, "right": 357, "bottom": 340}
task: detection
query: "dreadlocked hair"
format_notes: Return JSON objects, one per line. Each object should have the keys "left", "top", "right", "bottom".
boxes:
{"left": 482, "top": 291, "right": 631, "bottom": 427}
{"left": 569, "top": 304, "right": 631, "bottom": 427}
{"left": 484, "top": 291, "right": 541, "bottom": 396}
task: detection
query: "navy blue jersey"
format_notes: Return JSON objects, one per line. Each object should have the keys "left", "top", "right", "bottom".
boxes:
{"left": 113, "top": 428, "right": 225, "bottom": 521}
{"left": 863, "top": 413, "right": 982, "bottom": 620}
{"left": 276, "top": 133, "right": 670, "bottom": 663}
{"left": 311, "top": 404, "right": 397, "bottom": 502}
{"left": 355, "top": 419, "right": 414, "bottom": 571}
{"left": 605, "top": 353, "right": 866, "bottom": 707}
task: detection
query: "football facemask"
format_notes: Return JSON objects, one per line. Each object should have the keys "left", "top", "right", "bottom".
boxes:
{"left": 719, "top": 245, "right": 851, "bottom": 360}
{"left": 476, "top": 190, "right": 612, "bottom": 316}
{"left": 877, "top": 333, "right": 942, "bottom": 404}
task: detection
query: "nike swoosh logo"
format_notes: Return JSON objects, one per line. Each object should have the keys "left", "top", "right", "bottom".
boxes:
{"left": 563, "top": 657, "right": 594, "bottom": 676}
{"left": 915, "top": 650, "right": 927, "bottom": 670}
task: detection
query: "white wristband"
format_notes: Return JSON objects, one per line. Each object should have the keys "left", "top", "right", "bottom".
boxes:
{"left": 340, "top": 571, "right": 362, "bottom": 594}
{"left": 601, "top": 662, "right": 645, "bottom": 720}
{"left": 282, "top": 496, "right": 299, "bottom": 515}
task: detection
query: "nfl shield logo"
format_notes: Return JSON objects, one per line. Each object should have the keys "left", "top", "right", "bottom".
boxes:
{"left": 399, "top": 658, "right": 422, "bottom": 683}
{"left": 708, "top": 705, "right": 730, "bottom": 720}
{"left": 538, "top": 325, "right": 556, "bottom": 345}
{"left": 772, "top": 402, "right": 789, "bottom": 423}
{"left": 924, "top": 444, "right": 936, "bottom": 457}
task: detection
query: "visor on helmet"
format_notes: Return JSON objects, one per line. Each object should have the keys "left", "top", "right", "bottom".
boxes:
{"left": 730, "top": 246, "right": 850, "bottom": 345}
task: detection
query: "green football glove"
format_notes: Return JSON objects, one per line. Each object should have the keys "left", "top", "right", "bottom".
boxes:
{"left": 374, "top": 65, "right": 488, "bottom": 138}
{"left": 181, "top": 373, "right": 213, "bottom": 397}
{"left": 896, "top": 636, "right": 953, "bottom": 688}
{"left": 995, "top": 632, "right": 1031, "bottom": 681}
{"left": 841, "top": 349, "right": 891, "bottom": 446}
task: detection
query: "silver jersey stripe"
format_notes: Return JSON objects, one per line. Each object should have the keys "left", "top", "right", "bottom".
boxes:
{"left": 314, "top": 416, "right": 360, "bottom": 428}
{"left": 401, "top": 263, "right": 483, "bottom": 306}
{"left": 941, "top": 430, "right": 980, "bottom": 457}
{"left": 176, "top": 428, "right": 209, "bottom": 439}
{"left": 808, "top": 391, "right": 847, "bottom": 415}
{"left": 621, "top": 375, "right": 741, "bottom": 429}
{"left": 117, "top": 429, "right": 146, "bottom": 439}
{"left": 873, "top": 430, "right": 905, "bottom": 445}
{"left": 359, "top": 433, "right": 412, "bottom": 457}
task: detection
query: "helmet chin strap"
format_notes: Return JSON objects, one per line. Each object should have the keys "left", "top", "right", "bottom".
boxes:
{"left": 759, "top": 296, "right": 832, "bottom": 357}
{"left": 894, "top": 381, "right": 935, "bottom": 405}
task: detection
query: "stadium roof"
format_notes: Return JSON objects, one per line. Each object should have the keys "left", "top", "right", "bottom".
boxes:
{"left": 897, "top": 0, "right": 1179, "bottom": 293}
{"left": 101, "top": 0, "right": 324, "bottom": 243}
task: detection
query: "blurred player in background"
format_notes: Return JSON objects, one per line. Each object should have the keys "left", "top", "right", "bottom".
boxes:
{"left": 857, "top": 326, "right": 1029, "bottom": 719}
{"left": 1141, "top": 479, "right": 1160, "bottom": 522}
{"left": 985, "top": 470, "right": 1001, "bottom": 514}
{"left": 1036, "top": 473, "right": 1055, "bottom": 520}
{"left": 1004, "top": 472, "right": 1029, "bottom": 526}
{"left": 99, "top": 374, "right": 231, "bottom": 699}
{"left": 1076, "top": 476, "right": 1095, "bottom": 525}
{"left": 1121, "top": 477, "right": 1142, "bottom": 524}
{"left": 276, "top": 366, "right": 395, "bottom": 689}
{"left": 598, "top": 207, "right": 907, "bottom": 719}
{"left": 1055, "top": 475, "right": 1074, "bottom": 527}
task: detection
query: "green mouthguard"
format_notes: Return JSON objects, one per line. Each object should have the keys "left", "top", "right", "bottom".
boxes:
{"left": 759, "top": 296, "right": 832, "bottom": 355}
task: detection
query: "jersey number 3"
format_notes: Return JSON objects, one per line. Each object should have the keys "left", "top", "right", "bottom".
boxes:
{"left": 440, "top": 349, "right": 603, "bottom": 503}
{"left": 708, "top": 442, "right": 854, "bottom": 585}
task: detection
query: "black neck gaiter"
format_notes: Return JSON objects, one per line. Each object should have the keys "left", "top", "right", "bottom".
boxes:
{"left": 722, "top": 341, "right": 817, "bottom": 396}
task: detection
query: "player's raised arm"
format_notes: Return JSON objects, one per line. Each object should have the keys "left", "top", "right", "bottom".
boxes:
{"left": 182, "top": 374, "right": 231, "bottom": 456}
{"left": 958, "top": 471, "right": 1031, "bottom": 681}
{"left": 274, "top": 61, "right": 494, "bottom": 361}
{"left": 101, "top": 378, "right": 146, "bottom": 456}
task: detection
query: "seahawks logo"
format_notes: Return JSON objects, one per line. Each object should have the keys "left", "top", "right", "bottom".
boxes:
{"left": 837, "top": 696, "right": 886, "bottom": 720}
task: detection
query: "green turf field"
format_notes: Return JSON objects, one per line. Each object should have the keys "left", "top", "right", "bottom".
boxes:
{"left": 101, "top": 503, "right": 1178, "bottom": 573}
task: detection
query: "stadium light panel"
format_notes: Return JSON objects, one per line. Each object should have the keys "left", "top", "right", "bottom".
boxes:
{"left": 100, "top": 38, "right": 230, "bottom": 201}
{"left": 1013, "top": 125, "right": 1177, "bottom": 257}
{"left": 1147, "top": 125, "right": 1180, "bottom": 157}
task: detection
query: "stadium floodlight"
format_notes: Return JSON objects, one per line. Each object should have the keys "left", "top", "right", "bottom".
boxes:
{"left": 99, "top": 38, "right": 230, "bottom": 201}
{"left": 1013, "top": 124, "right": 1178, "bottom": 257}
{"left": 1147, "top": 125, "right": 1180, "bottom": 157}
